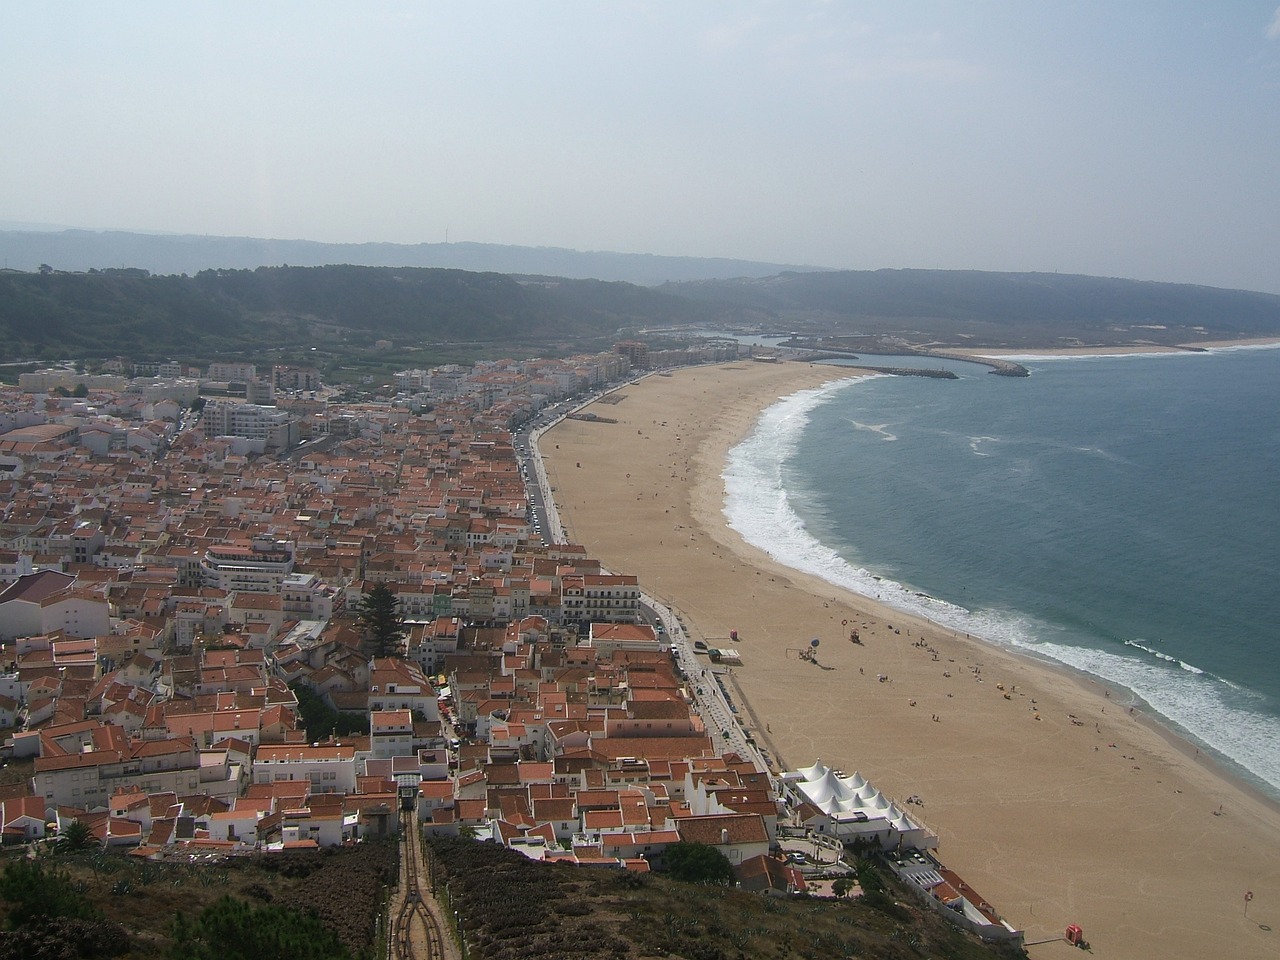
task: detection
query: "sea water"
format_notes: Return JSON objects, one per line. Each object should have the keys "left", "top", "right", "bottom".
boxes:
{"left": 724, "top": 345, "right": 1280, "bottom": 798}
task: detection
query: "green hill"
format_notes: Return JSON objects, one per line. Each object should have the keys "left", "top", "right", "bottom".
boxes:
{"left": 4, "top": 264, "right": 1279, "bottom": 363}
{"left": 664, "top": 269, "right": 1280, "bottom": 346}
{"left": 0, "top": 265, "right": 710, "bottom": 362}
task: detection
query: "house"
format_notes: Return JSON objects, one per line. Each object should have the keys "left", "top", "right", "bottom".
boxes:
{"left": 368, "top": 659, "right": 439, "bottom": 720}
{"left": 33, "top": 733, "right": 242, "bottom": 816}
{"left": 735, "top": 854, "right": 807, "bottom": 897}
{"left": 253, "top": 743, "right": 358, "bottom": 795}
{"left": 0, "top": 571, "right": 111, "bottom": 641}
{"left": 0, "top": 796, "right": 48, "bottom": 844}
{"left": 370, "top": 709, "right": 415, "bottom": 760}
{"left": 670, "top": 812, "right": 770, "bottom": 866}
{"left": 279, "top": 802, "right": 345, "bottom": 848}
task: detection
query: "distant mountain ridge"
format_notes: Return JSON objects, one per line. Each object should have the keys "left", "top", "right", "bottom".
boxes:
{"left": 0, "top": 228, "right": 825, "bottom": 285}
{"left": 665, "top": 269, "right": 1280, "bottom": 344}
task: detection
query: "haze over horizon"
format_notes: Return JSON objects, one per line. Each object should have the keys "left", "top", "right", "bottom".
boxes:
{"left": 4, "top": 2, "right": 1280, "bottom": 294}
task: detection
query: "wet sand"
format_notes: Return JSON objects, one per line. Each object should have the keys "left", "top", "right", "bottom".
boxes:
{"left": 543, "top": 359, "right": 1280, "bottom": 960}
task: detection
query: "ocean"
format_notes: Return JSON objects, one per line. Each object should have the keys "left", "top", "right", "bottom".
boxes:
{"left": 723, "top": 345, "right": 1280, "bottom": 799}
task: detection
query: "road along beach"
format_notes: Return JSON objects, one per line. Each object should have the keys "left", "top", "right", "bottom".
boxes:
{"left": 542, "top": 359, "right": 1280, "bottom": 960}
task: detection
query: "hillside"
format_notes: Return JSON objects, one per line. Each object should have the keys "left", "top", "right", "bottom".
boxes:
{"left": 0, "top": 228, "right": 822, "bottom": 286}
{"left": 4, "top": 263, "right": 1280, "bottom": 365}
{"left": 665, "top": 269, "right": 1280, "bottom": 347}
{"left": 429, "top": 836, "right": 1021, "bottom": 960}
{"left": 0, "top": 839, "right": 1023, "bottom": 960}
{"left": 0, "top": 266, "right": 712, "bottom": 362}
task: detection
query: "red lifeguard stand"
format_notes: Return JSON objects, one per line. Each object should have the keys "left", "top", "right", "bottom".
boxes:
{"left": 1065, "top": 924, "right": 1087, "bottom": 948}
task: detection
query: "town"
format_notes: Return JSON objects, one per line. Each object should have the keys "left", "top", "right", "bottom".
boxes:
{"left": 0, "top": 344, "right": 1020, "bottom": 948}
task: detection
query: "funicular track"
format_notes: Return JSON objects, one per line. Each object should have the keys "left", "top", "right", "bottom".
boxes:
{"left": 391, "top": 809, "right": 450, "bottom": 960}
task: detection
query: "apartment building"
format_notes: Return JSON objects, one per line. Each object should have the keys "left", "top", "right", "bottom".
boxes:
{"left": 33, "top": 734, "right": 244, "bottom": 816}
{"left": 199, "top": 537, "right": 296, "bottom": 593}
{"left": 253, "top": 743, "right": 358, "bottom": 794}
{"left": 199, "top": 401, "right": 298, "bottom": 452}
{"left": 561, "top": 574, "right": 641, "bottom": 626}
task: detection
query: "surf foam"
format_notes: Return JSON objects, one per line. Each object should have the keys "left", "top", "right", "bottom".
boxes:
{"left": 723, "top": 377, "right": 1280, "bottom": 797}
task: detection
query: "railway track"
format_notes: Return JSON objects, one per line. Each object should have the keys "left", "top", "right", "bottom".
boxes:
{"left": 391, "top": 809, "right": 450, "bottom": 960}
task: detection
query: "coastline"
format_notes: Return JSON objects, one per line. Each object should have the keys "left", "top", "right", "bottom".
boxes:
{"left": 955, "top": 335, "right": 1280, "bottom": 358}
{"left": 543, "top": 359, "right": 1280, "bottom": 960}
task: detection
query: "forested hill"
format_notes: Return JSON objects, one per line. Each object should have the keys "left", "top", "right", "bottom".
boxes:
{"left": 665, "top": 269, "right": 1280, "bottom": 344}
{"left": 0, "top": 265, "right": 711, "bottom": 361}
{"left": 4, "top": 263, "right": 1280, "bottom": 363}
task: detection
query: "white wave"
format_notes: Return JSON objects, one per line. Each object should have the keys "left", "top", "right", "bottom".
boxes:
{"left": 1126, "top": 639, "right": 1180, "bottom": 664}
{"left": 849, "top": 419, "right": 897, "bottom": 441}
{"left": 1202, "top": 341, "right": 1280, "bottom": 355}
{"left": 968, "top": 435, "right": 998, "bottom": 455}
{"left": 1029, "top": 640, "right": 1280, "bottom": 791}
{"left": 723, "top": 378, "right": 1280, "bottom": 796}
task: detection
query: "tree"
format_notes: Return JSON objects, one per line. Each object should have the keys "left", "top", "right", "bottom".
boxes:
{"left": 831, "top": 876, "right": 855, "bottom": 898}
{"left": 0, "top": 859, "right": 98, "bottom": 928}
{"left": 662, "top": 841, "right": 734, "bottom": 885}
{"left": 854, "top": 857, "right": 884, "bottom": 895}
{"left": 289, "top": 682, "right": 369, "bottom": 741}
{"left": 169, "top": 896, "right": 351, "bottom": 960}
{"left": 55, "top": 818, "right": 95, "bottom": 853}
{"left": 355, "top": 583, "right": 406, "bottom": 657}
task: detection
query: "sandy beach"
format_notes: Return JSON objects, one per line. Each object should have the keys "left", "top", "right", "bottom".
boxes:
{"left": 543, "top": 360, "right": 1280, "bottom": 960}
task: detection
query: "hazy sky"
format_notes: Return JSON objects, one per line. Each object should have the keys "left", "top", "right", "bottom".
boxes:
{"left": 4, "top": 2, "right": 1280, "bottom": 292}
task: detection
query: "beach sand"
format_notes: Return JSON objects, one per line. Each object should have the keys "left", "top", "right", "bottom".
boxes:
{"left": 543, "top": 360, "right": 1280, "bottom": 960}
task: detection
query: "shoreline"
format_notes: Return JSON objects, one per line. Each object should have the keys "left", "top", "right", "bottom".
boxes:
{"left": 543, "top": 359, "right": 1280, "bottom": 960}
{"left": 953, "top": 336, "right": 1280, "bottom": 358}
{"left": 720, "top": 361, "right": 1280, "bottom": 809}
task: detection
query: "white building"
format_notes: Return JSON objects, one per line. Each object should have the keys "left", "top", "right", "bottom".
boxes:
{"left": 252, "top": 743, "right": 358, "bottom": 794}
{"left": 207, "top": 362, "right": 257, "bottom": 383}
{"left": 370, "top": 709, "right": 415, "bottom": 760}
{"left": 33, "top": 736, "right": 244, "bottom": 816}
{"left": 369, "top": 659, "right": 439, "bottom": 721}
{"left": 561, "top": 574, "right": 641, "bottom": 625}
{"left": 200, "top": 400, "right": 298, "bottom": 451}
{"left": 783, "top": 761, "right": 937, "bottom": 852}
{"left": 281, "top": 573, "right": 335, "bottom": 621}
{"left": 0, "top": 570, "right": 112, "bottom": 642}
{"left": 200, "top": 537, "right": 296, "bottom": 594}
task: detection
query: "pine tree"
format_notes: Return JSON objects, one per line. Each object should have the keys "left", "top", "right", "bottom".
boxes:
{"left": 355, "top": 583, "right": 406, "bottom": 658}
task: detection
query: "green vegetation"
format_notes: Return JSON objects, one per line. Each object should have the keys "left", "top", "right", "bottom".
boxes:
{"left": 0, "top": 838, "right": 397, "bottom": 959}
{"left": 0, "top": 859, "right": 101, "bottom": 928}
{"left": 0, "top": 265, "right": 705, "bottom": 363}
{"left": 665, "top": 268, "right": 1280, "bottom": 345}
{"left": 55, "top": 820, "right": 94, "bottom": 854}
{"left": 170, "top": 896, "right": 351, "bottom": 960}
{"left": 289, "top": 682, "right": 370, "bottom": 742}
{"left": 354, "top": 583, "right": 406, "bottom": 659}
{"left": 0, "top": 828, "right": 1024, "bottom": 960}
{"left": 430, "top": 835, "right": 1024, "bottom": 960}
{"left": 662, "top": 841, "right": 734, "bottom": 885}
{"left": 5, "top": 262, "right": 1277, "bottom": 368}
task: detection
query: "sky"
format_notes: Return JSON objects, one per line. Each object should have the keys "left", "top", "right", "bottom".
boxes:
{"left": 3, "top": 1, "right": 1280, "bottom": 292}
